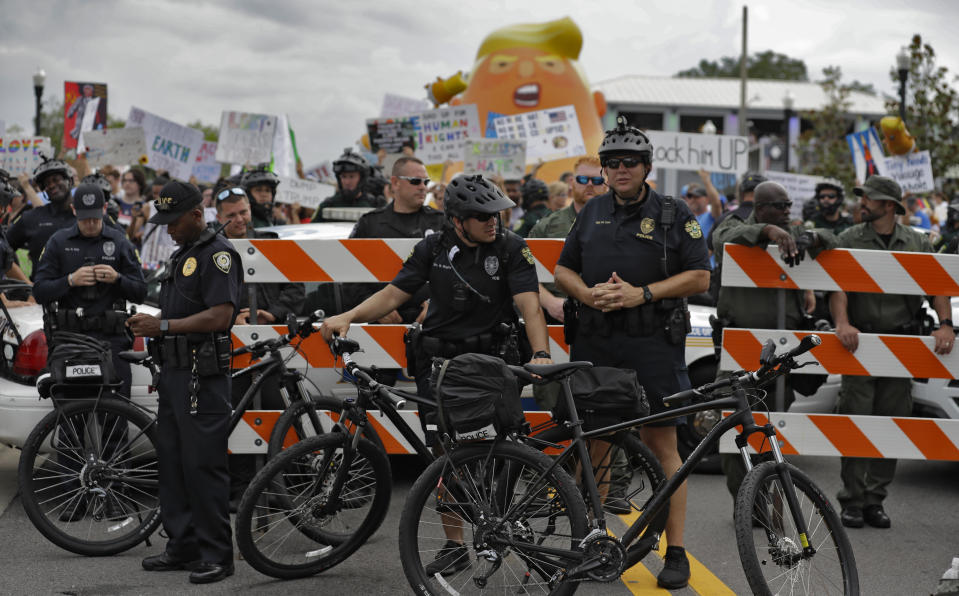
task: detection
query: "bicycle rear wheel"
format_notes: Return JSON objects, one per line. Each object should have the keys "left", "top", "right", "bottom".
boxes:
{"left": 18, "top": 397, "right": 161, "bottom": 556}
{"left": 399, "top": 441, "right": 588, "bottom": 596}
{"left": 735, "top": 460, "right": 859, "bottom": 596}
{"left": 235, "top": 432, "right": 392, "bottom": 579}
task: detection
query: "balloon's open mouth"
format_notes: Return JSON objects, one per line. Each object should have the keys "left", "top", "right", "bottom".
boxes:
{"left": 513, "top": 83, "right": 540, "bottom": 107}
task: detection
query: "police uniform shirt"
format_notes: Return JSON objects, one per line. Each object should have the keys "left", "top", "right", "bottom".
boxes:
{"left": 6, "top": 204, "right": 79, "bottom": 278}
{"left": 557, "top": 187, "right": 710, "bottom": 288}
{"left": 390, "top": 230, "right": 539, "bottom": 341}
{"left": 0, "top": 229, "right": 16, "bottom": 277}
{"left": 32, "top": 223, "right": 146, "bottom": 314}
{"left": 160, "top": 233, "right": 242, "bottom": 321}
{"left": 349, "top": 204, "right": 446, "bottom": 239}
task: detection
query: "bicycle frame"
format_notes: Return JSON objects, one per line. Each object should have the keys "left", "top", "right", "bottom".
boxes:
{"left": 228, "top": 348, "right": 314, "bottom": 436}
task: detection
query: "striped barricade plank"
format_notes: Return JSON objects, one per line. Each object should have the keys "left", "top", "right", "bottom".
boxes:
{"left": 718, "top": 412, "right": 959, "bottom": 461}
{"left": 721, "top": 244, "right": 959, "bottom": 294}
{"left": 720, "top": 328, "right": 959, "bottom": 379}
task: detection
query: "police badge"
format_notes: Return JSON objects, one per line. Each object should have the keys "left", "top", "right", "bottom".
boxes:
{"left": 640, "top": 218, "right": 655, "bottom": 235}
{"left": 484, "top": 255, "right": 499, "bottom": 276}
{"left": 103, "top": 241, "right": 115, "bottom": 257}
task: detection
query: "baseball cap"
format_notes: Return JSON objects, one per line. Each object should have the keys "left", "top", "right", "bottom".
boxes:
{"left": 72, "top": 183, "right": 105, "bottom": 220}
{"left": 686, "top": 187, "right": 708, "bottom": 198}
{"left": 149, "top": 181, "right": 203, "bottom": 224}
{"left": 854, "top": 175, "right": 905, "bottom": 215}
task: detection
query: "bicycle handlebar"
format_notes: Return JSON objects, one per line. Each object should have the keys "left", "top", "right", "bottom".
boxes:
{"left": 342, "top": 353, "right": 407, "bottom": 410}
{"left": 229, "top": 309, "right": 325, "bottom": 358}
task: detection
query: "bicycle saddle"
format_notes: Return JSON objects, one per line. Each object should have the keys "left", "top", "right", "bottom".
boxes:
{"left": 117, "top": 350, "right": 149, "bottom": 363}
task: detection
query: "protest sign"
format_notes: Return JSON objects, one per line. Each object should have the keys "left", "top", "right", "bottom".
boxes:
{"left": 367, "top": 116, "right": 417, "bottom": 154}
{"left": 412, "top": 104, "right": 481, "bottom": 164}
{"left": 274, "top": 176, "right": 335, "bottom": 209}
{"left": 80, "top": 127, "right": 147, "bottom": 168}
{"left": 643, "top": 131, "right": 749, "bottom": 174}
{"left": 0, "top": 136, "right": 53, "bottom": 176}
{"left": 490, "top": 105, "right": 586, "bottom": 163}
{"left": 214, "top": 111, "right": 277, "bottom": 165}
{"left": 380, "top": 94, "right": 429, "bottom": 118}
{"left": 191, "top": 141, "right": 220, "bottom": 183}
{"left": 127, "top": 106, "right": 204, "bottom": 181}
{"left": 763, "top": 170, "right": 826, "bottom": 221}
{"left": 463, "top": 139, "right": 527, "bottom": 179}
{"left": 64, "top": 82, "right": 107, "bottom": 151}
{"left": 272, "top": 115, "right": 301, "bottom": 179}
{"left": 883, "top": 150, "right": 935, "bottom": 193}
{"left": 305, "top": 161, "right": 336, "bottom": 184}
{"left": 846, "top": 128, "right": 886, "bottom": 182}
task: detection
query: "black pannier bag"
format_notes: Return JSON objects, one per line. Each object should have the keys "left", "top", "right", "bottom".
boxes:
{"left": 551, "top": 367, "right": 649, "bottom": 430}
{"left": 46, "top": 332, "right": 116, "bottom": 386}
{"left": 431, "top": 353, "right": 526, "bottom": 441}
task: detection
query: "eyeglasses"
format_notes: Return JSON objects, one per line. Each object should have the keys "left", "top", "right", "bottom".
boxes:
{"left": 817, "top": 193, "right": 838, "bottom": 200}
{"left": 602, "top": 157, "right": 642, "bottom": 170}
{"left": 759, "top": 201, "right": 793, "bottom": 211}
{"left": 467, "top": 212, "right": 497, "bottom": 222}
{"left": 397, "top": 176, "right": 428, "bottom": 186}
{"left": 216, "top": 187, "right": 246, "bottom": 201}
{"left": 575, "top": 175, "right": 606, "bottom": 186}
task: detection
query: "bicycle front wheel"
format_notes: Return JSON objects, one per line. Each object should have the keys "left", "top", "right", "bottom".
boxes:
{"left": 18, "top": 397, "right": 161, "bottom": 556}
{"left": 399, "top": 441, "right": 588, "bottom": 596}
{"left": 735, "top": 461, "right": 859, "bottom": 596}
{"left": 266, "top": 393, "right": 383, "bottom": 458}
{"left": 235, "top": 432, "right": 392, "bottom": 579}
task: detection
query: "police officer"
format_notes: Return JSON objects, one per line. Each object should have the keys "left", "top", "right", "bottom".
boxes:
{"left": 33, "top": 183, "right": 146, "bottom": 395}
{"left": 829, "top": 175, "right": 955, "bottom": 530}
{"left": 320, "top": 175, "right": 551, "bottom": 577}
{"left": 935, "top": 198, "right": 959, "bottom": 252}
{"left": 127, "top": 181, "right": 241, "bottom": 584}
{"left": 553, "top": 116, "right": 710, "bottom": 590}
{"left": 311, "top": 148, "right": 387, "bottom": 221}
{"left": 240, "top": 164, "right": 281, "bottom": 229}
{"left": 512, "top": 178, "right": 551, "bottom": 237}
{"left": 805, "top": 179, "right": 854, "bottom": 234}
{"left": 0, "top": 171, "right": 31, "bottom": 287}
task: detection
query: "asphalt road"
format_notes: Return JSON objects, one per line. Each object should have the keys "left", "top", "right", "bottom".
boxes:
{"left": 1, "top": 444, "right": 957, "bottom": 595}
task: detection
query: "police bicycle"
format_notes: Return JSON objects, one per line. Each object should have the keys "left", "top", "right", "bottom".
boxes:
{"left": 398, "top": 335, "right": 859, "bottom": 596}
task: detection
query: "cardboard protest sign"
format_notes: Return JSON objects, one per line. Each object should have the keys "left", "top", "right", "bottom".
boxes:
{"left": 214, "top": 111, "right": 277, "bottom": 165}
{"left": 191, "top": 141, "right": 220, "bottom": 183}
{"left": 127, "top": 106, "right": 204, "bottom": 181}
{"left": 491, "top": 105, "right": 586, "bottom": 164}
{"left": 366, "top": 116, "right": 416, "bottom": 154}
{"left": 380, "top": 94, "right": 429, "bottom": 118}
{"left": 463, "top": 139, "right": 527, "bottom": 179}
{"left": 304, "top": 161, "right": 336, "bottom": 184}
{"left": 883, "top": 150, "right": 934, "bottom": 193}
{"left": 643, "top": 131, "right": 749, "bottom": 174}
{"left": 272, "top": 114, "right": 302, "bottom": 179}
{"left": 64, "top": 82, "right": 107, "bottom": 151}
{"left": 763, "top": 170, "right": 826, "bottom": 221}
{"left": 80, "top": 127, "right": 147, "bottom": 168}
{"left": 846, "top": 128, "right": 886, "bottom": 182}
{"left": 274, "top": 176, "right": 335, "bottom": 209}
{"left": 412, "top": 104, "right": 481, "bottom": 164}
{"left": 0, "top": 136, "right": 53, "bottom": 176}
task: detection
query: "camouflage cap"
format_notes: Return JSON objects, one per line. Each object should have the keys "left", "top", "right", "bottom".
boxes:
{"left": 854, "top": 175, "right": 905, "bottom": 215}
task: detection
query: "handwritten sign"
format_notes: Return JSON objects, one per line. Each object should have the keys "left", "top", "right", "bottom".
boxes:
{"left": 191, "top": 141, "right": 220, "bottom": 183}
{"left": 412, "top": 104, "right": 481, "bottom": 164}
{"left": 463, "top": 139, "right": 527, "bottom": 179}
{"left": 763, "top": 171, "right": 826, "bottom": 221}
{"left": 0, "top": 136, "right": 53, "bottom": 176}
{"left": 80, "top": 127, "right": 147, "bottom": 168}
{"left": 380, "top": 94, "right": 429, "bottom": 118}
{"left": 127, "top": 107, "right": 204, "bottom": 181}
{"left": 214, "top": 111, "right": 277, "bottom": 165}
{"left": 883, "top": 150, "right": 934, "bottom": 193}
{"left": 305, "top": 161, "right": 336, "bottom": 184}
{"left": 274, "top": 176, "right": 335, "bottom": 209}
{"left": 491, "top": 105, "right": 586, "bottom": 164}
{"left": 644, "top": 131, "right": 749, "bottom": 174}
{"left": 366, "top": 116, "right": 416, "bottom": 154}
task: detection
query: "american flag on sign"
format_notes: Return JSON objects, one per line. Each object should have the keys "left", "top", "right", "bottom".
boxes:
{"left": 548, "top": 111, "right": 567, "bottom": 123}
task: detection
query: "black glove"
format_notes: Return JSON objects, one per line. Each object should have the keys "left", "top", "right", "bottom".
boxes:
{"left": 784, "top": 230, "right": 817, "bottom": 267}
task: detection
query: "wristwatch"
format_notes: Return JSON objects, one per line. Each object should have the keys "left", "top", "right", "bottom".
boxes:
{"left": 532, "top": 350, "right": 551, "bottom": 360}
{"left": 160, "top": 319, "right": 169, "bottom": 335}
{"left": 940, "top": 318, "right": 953, "bottom": 330}
{"left": 641, "top": 285, "right": 654, "bottom": 304}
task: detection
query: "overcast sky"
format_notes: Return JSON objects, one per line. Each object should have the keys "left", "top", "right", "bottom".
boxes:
{"left": 2, "top": 0, "right": 957, "bottom": 168}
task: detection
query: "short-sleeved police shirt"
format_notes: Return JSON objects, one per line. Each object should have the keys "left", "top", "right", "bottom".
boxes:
{"left": 159, "top": 233, "right": 242, "bottom": 320}
{"left": 390, "top": 230, "right": 539, "bottom": 341}
{"left": 557, "top": 187, "right": 710, "bottom": 287}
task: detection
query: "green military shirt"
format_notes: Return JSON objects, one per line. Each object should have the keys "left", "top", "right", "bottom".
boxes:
{"left": 713, "top": 211, "right": 837, "bottom": 329}
{"left": 528, "top": 204, "right": 578, "bottom": 297}
{"left": 513, "top": 203, "right": 551, "bottom": 238}
{"left": 806, "top": 212, "right": 855, "bottom": 235}
{"left": 837, "top": 222, "right": 932, "bottom": 332}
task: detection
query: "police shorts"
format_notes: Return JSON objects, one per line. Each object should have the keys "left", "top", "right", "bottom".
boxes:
{"left": 570, "top": 331, "right": 689, "bottom": 427}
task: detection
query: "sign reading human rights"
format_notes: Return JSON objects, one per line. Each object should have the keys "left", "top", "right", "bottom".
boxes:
{"left": 412, "top": 104, "right": 481, "bottom": 164}
{"left": 127, "top": 106, "right": 204, "bottom": 181}
{"left": 644, "top": 131, "right": 749, "bottom": 175}
{"left": 463, "top": 139, "right": 527, "bottom": 179}
{"left": 80, "top": 127, "right": 147, "bottom": 168}
{"left": 214, "top": 111, "right": 277, "bottom": 165}
{"left": 0, "top": 136, "right": 53, "bottom": 176}
{"left": 490, "top": 105, "right": 586, "bottom": 163}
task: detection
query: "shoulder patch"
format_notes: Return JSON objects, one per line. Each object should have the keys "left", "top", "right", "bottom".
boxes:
{"left": 521, "top": 246, "right": 535, "bottom": 265}
{"left": 685, "top": 220, "right": 703, "bottom": 239}
{"left": 213, "top": 251, "right": 232, "bottom": 274}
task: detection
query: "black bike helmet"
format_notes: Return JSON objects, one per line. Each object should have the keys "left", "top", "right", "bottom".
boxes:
{"left": 521, "top": 178, "right": 549, "bottom": 208}
{"left": 814, "top": 178, "right": 845, "bottom": 201}
{"left": 598, "top": 115, "right": 653, "bottom": 164}
{"left": 241, "top": 163, "right": 281, "bottom": 194}
{"left": 32, "top": 155, "right": 72, "bottom": 188}
{"left": 81, "top": 172, "right": 113, "bottom": 197}
{"left": 444, "top": 175, "right": 515, "bottom": 219}
{"left": 332, "top": 148, "right": 370, "bottom": 175}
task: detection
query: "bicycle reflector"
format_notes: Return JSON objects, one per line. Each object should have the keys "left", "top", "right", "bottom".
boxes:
{"left": 13, "top": 329, "right": 48, "bottom": 379}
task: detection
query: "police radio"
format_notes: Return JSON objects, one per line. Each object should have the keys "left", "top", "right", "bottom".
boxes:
{"left": 80, "top": 257, "right": 99, "bottom": 302}
{"left": 660, "top": 196, "right": 676, "bottom": 277}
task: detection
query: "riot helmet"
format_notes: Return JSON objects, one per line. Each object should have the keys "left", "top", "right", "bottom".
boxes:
{"left": 332, "top": 148, "right": 370, "bottom": 199}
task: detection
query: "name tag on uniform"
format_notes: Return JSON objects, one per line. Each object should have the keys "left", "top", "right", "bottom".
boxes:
{"left": 66, "top": 364, "right": 101, "bottom": 378}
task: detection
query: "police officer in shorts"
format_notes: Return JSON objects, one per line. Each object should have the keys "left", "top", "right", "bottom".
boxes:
{"left": 127, "top": 181, "right": 241, "bottom": 584}
{"left": 554, "top": 116, "right": 710, "bottom": 590}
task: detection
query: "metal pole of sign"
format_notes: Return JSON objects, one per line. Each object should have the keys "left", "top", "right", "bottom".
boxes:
{"left": 775, "top": 288, "right": 786, "bottom": 411}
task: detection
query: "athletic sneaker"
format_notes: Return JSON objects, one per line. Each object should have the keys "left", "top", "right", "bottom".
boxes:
{"left": 657, "top": 545, "right": 690, "bottom": 589}
{"left": 425, "top": 540, "right": 471, "bottom": 577}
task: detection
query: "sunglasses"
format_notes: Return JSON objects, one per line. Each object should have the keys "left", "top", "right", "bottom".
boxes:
{"left": 397, "top": 176, "right": 428, "bottom": 186}
{"left": 575, "top": 175, "right": 606, "bottom": 186}
{"left": 760, "top": 201, "right": 793, "bottom": 211}
{"left": 216, "top": 187, "right": 246, "bottom": 201}
{"left": 467, "top": 212, "right": 497, "bottom": 222}
{"left": 602, "top": 157, "right": 642, "bottom": 170}
{"left": 817, "top": 193, "right": 838, "bottom": 200}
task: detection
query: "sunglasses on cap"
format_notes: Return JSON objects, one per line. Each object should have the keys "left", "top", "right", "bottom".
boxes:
{"left": 397, "top": 176, "right": 428, "bottom": 186}
{"left": 602, "top": 157, "right": 642, "bottom": 169}
{"left": 467, "top": 212, "right": 497, "bottom": 222}
{"left": 216, "top": 187, "right": 246, "bottom": 201}
{"left": 575, "top": 175, "right": 606, "bottom": 186}
{"left": 760, "top": 200, "right": 793, "bottom": 211}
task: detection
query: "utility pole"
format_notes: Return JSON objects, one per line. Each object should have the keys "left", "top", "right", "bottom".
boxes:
{"left": 738, "top": 5, "right": 748, "bottom": 137}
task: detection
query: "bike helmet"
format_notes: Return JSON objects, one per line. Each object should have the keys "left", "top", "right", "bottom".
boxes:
{"left": 444, "top": 175, "right": 515, "bottom": 219}
{"left": 241, "top": 163, "right": 281, "bottom": 194}
{"left": 81, "top": 172, "right": 113, "bottom": 197}
{"left": 521, "top": 178, "right": 549, "bottom": 208}
{"left": 332, "top": 148, "right": 370, "bottom": 175}
{"left": 598, "top": 115, "right": 653, "bottom": 164}
{"left": 814, "top": 178, "right": 845, "bottom": 215}
{"left": 32, "top": 155, "right": 72, "bottom": 188}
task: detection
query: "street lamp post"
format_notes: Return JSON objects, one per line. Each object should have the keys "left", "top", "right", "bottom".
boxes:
{"left": 896, "top": 48, "right": 910, "bottom": 122}
{"left": 32, "top": 68, "right": 46, "bottom": 137}
{"left": 782, "top": 90, "right": 795, "bottom": 172}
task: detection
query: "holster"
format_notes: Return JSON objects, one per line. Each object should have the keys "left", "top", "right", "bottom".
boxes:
{"left": 404, "top": 323, "right": 423, "bottom": 376}
{"left": 709, "top": 314, "right": 731, "bottom": 358}
{"left": 562, "top": 298, "right": 578, "bottom": 345}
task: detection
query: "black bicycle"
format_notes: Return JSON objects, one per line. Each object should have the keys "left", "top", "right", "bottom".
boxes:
{"left": 399, "top": 335, "right": 859, "bottom": 595}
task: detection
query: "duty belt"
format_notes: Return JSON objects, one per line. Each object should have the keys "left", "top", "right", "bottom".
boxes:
{"left": 148, "top": 332, "right": 229, "bottom": 368}
{"left": 579, "top": 298, "right": 686, "bottom": 338}
{"left": 418, "top": 332, "right": 497, "bottom": 359}
{"left": 50, "top": 310, "right": 129, "bottom": 335}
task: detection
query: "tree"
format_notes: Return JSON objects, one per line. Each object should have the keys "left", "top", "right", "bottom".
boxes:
{"left": 675, "top": 50, "right": 808, "bottom": 81}
{"left": 795, "top": 66, "right": 857, "bottom": 190}
{"left": 887, "top": 34, "right": 959, "bottom": 180}
{"left": 187, "top": 120, "right": 219, "bottom": 142}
